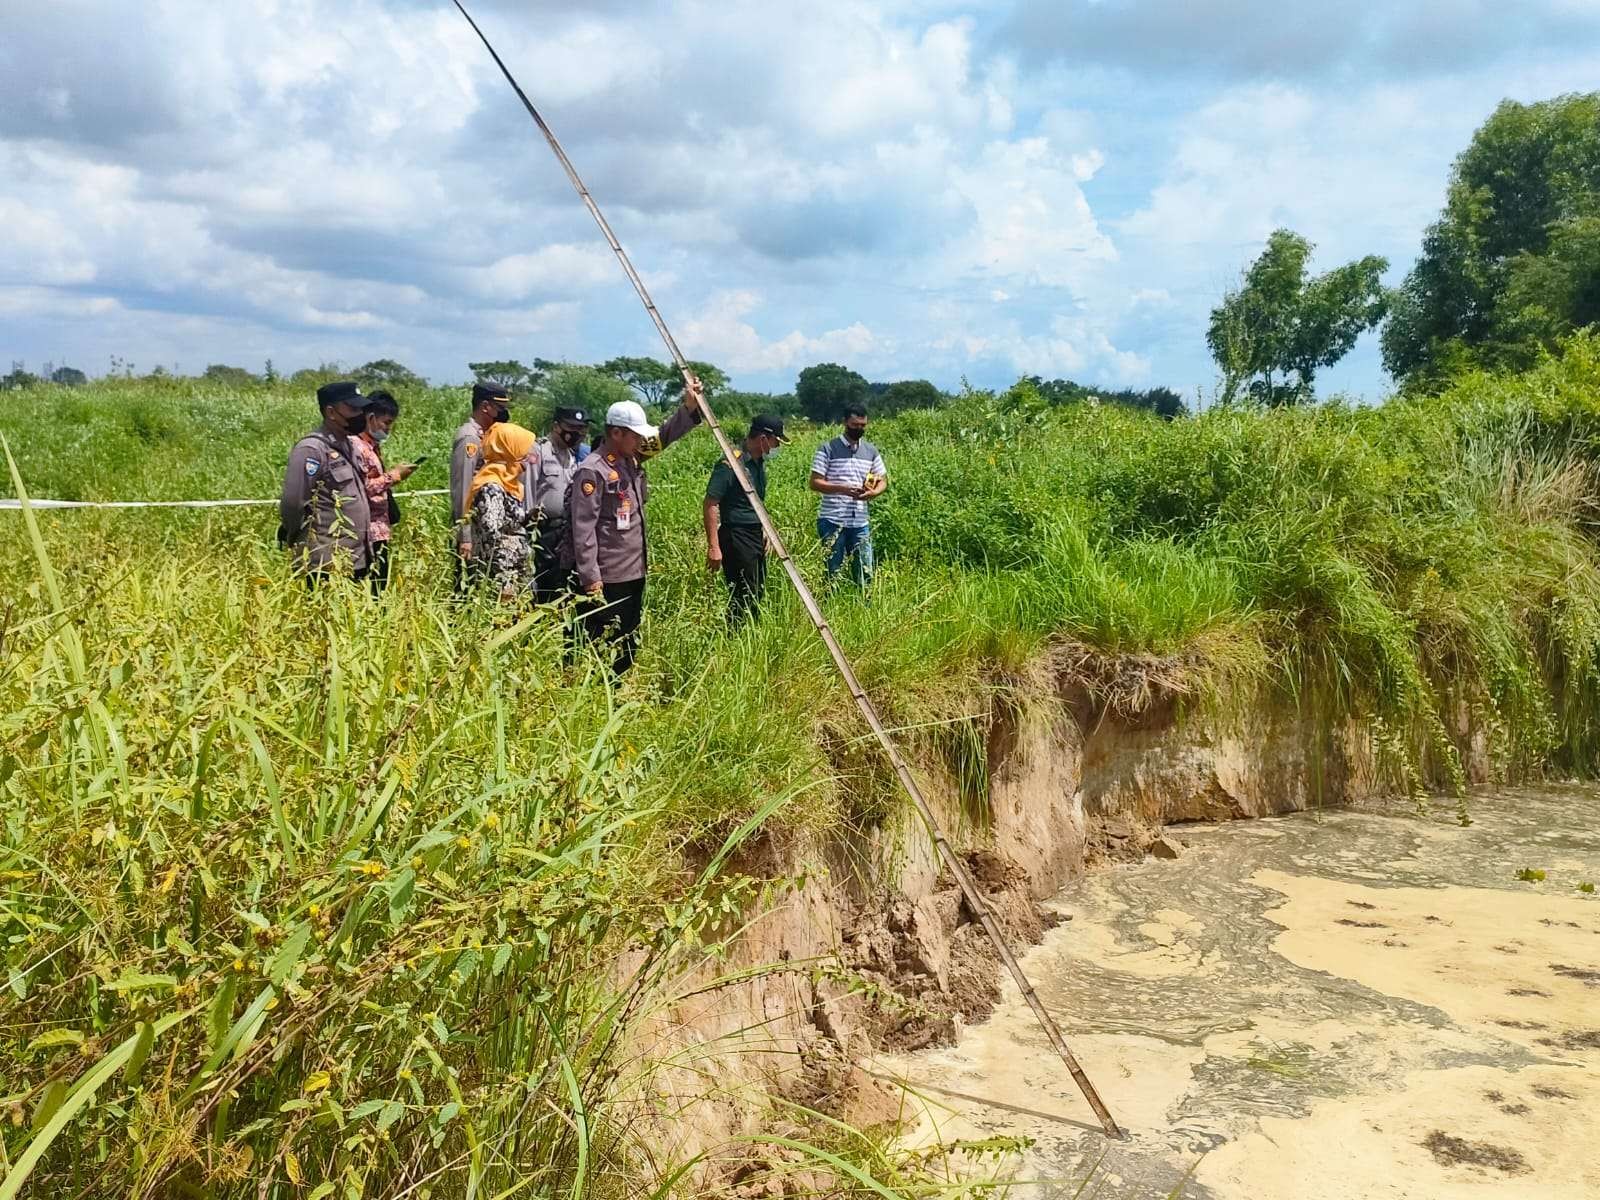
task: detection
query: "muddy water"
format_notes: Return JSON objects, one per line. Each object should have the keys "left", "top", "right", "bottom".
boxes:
{"left": 876, "top": 787, "right": 1600, "bottom": 1198}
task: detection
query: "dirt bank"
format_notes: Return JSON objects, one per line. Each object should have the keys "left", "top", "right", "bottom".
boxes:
{"left": 635, "top": 679, "right": 1412, "bottom": 1177}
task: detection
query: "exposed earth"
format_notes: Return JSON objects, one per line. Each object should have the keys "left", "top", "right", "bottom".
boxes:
{"left": 875, "top": 786, "right": 1600, "bottom": 1198}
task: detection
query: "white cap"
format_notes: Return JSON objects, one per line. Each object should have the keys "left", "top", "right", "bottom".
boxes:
{"left": 604, "top": 399, "right": 658, "bottom": 439}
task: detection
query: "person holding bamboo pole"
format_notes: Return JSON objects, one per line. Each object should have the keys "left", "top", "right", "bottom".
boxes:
{"left": 561, "top": 378, "right": 704, "bottom": 675}
{"left": 704, "top": 413, "right": 788, "bottom": 625}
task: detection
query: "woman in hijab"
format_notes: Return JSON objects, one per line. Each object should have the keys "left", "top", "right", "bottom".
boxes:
{"left": 466, "top": 422, "right": 538, "bottom": 600}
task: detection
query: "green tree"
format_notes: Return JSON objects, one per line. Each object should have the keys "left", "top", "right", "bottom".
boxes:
{"left": 670, "top": 360, "right": 729, "bottom": 401}
{"left": 201, "top": 363, "right": 258, "bottom": 387}
{"left": 288, "top": 363, "right": 345, "bottom": 390}
{"left": 50, "top": 366, "right": 87, "bottom": 387}
{"left": 877, "top": 379, "right": 945, "bottom": 415}
{"left": 263, "top": 358, "right": 279, "bottom": 384}
{"left": 600, "top": 356, "right": 677, "bottom": 405}
{"left": 354, "top": 359, "right": 425, "bottom": 390}
{"left": 601, "top": 357, "right": 728, "bottom": 404}
{"left": 468, "top": 360, "right": 541, "bottom": 394}
{"left": 1, "top": 362, "right": 39, "bottom": 391}
{"left": 1208, "top": 229, "right": 1388, "bottom": 405}
{"left": 542, "top": 365, "right": 633, "bottom": 424}
{"left": 1383, "top": 93, "right": 1600, "bottom": 385}
{"left": 795, "top": 362, "right": 870, "bottom": 423}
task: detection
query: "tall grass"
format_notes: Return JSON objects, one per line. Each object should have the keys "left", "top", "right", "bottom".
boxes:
{"left": 3, "top": 338, "right": 1600, "bottom": 1194}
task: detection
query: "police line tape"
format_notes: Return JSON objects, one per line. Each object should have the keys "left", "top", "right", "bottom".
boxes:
{"left": 0, "top": 488, "right": 449, "bottom": 510}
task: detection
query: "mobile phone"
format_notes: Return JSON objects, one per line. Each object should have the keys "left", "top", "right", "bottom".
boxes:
{"left": 412, "top": 454, "right": 430, "bottom": 466}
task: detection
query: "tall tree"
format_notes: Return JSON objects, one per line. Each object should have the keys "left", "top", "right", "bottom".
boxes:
{"left": 354, "top": 359, "right": 425, "bottom": 390}
{"left": 877, "top": 379, "right": 945, "bottom": 415}
{"left": 600, "top": 356, "right": 677, "bottom": 405}
{"left": 1208, "top": 229, "right": 1388, "bottom": 405}
{"left": 796, "top": 362, "right": 870, "bottom": 423}
{"left": 201, "top": 364, "right": 258, "bottom": 387}
{"left": 1383, "top": 93, "right": 1600, "bottom": 385}
{"left": 50, "top": 366, "right": 87, "bottom": 387}
{"left": 468, "top": 360, "right": 541, "bottom": 393}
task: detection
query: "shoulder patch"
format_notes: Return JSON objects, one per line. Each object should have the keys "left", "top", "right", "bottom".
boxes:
{"left": 465, "top": 443, "right": 478, "bottom": 458}
{"left": 581, "top": 480, "right": 596, "bottom": 496}
{"left": 305, "top": 459, "right": 320, "bottom": 478}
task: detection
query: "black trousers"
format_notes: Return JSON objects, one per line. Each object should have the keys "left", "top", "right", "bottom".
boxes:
{"left": 566, "top": 576, "right": 647, "bottom": 677}
{"left": 367, "top": 540, "right": 391, "bottom": 595}
{"left": 719, "top": 523, "right": 766, "bottom": 625}
{"left": 531, "top": 520, "right": 567, "bottom": 605}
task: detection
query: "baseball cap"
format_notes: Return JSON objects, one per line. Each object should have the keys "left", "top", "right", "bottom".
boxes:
{"left": 317, "top": 380, "right": 370, "bottom": 410}
{"left": 750, "top": 413, "right": 789, "bottom": 443}
{"left": 604, "top": 399, "right": 658, "bottom": 439}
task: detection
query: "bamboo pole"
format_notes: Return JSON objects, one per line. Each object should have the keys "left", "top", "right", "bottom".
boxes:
{"left": 451, "top": 0, "right": 1122, "bottom": 1139}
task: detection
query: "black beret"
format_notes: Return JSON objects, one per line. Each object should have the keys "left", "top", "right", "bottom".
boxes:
{"left": 317, "top": 381, "right": 370, "bottom": 409}
{"left": 472, "top": 382, "right": 510, "bottom": 405}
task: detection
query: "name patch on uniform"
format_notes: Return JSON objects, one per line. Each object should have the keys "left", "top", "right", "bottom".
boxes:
{"left": 581, "top": 480, "right": 596, "bottom": 496}
{"left": 305, "top": 460, "right": 320, "bottom": 477}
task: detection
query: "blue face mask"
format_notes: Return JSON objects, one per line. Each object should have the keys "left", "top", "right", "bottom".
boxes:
{"left": 370, "top": 427, "right": 391, "bottom": 444}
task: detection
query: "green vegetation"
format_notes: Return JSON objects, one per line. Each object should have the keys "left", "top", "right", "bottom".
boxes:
{"left": 4, "top": 334, "right": 1600, "bottom": 1195}
{"left": 1383, "top": 92, "right": 1600, "bottom": 386}
{"left": 1208, "top": 228, "right": 1389, "bottom": 405}
{"left": 1515, "top": 868, "right": 1549, "bottom": 883}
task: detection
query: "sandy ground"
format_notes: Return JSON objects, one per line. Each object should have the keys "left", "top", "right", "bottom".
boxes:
{"left": 875, "top": 787, "right": 1600, "bottom": 1198}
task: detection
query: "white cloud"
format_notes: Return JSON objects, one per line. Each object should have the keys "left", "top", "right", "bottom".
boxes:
{"left": 4, "top": 0, "right": 1594, "bottom": 400}
{"left": 679, "top": 291, "right": 884, "bottom": 374}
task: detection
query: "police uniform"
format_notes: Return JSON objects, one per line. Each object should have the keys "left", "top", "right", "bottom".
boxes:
{"left": 562, "top": 402, "right": 700, "bottom": 674}
{"left": 524, "top": 406, "right": 587, "bottom": 604}
{"left": 278, "top": 383, "right": 372, "bottom": 579}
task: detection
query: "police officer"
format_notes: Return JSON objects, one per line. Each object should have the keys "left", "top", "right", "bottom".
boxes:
{"left": 278, "top": 381, "right": 373, "bottom": 581}
{"left": 524, "top": 405, "right": 588, "bottom": 604}
{"left": 563, "top": 378, "right": 704, "bottom": 675}
{"left": 451, "top": 382, "right": 510, "bottom": 589}
{"left": 704, "top": 413, "right": 787, "bottom": 625}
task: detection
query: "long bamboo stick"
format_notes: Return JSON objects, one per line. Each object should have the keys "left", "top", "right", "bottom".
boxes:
{"left": 451, "top": 0, "right": 1122, "bottom": 1139}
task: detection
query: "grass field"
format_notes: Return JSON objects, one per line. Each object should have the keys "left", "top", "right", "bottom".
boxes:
{"left": 3, "top": 338, "right": 1600, "bottom": 1196}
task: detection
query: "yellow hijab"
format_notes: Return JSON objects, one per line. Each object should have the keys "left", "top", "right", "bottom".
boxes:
{"left": 466, "top": 422, "right": 537, "bottom": 510}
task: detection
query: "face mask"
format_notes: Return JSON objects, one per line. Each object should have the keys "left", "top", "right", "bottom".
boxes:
{"left": 346, "top": 412, "right": 369, "bottom": 435}
{"left": 559, "top": 427, "right": 583, "bottom": 448}
{"left": 845, "top": 426, "right": 865, "bottom": 442}
{"left": 369, "top": 427, "right": 390, "bottom": 444}
{"left": 495, "top": 404, "right": 511, "bottom": 424}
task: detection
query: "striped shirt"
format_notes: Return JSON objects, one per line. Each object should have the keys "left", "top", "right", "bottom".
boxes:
{"left": 811, "top": 435, "right": 885, "bottom": 528}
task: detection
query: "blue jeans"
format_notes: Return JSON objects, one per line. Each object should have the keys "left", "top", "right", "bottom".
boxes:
{"left": 817, "top": 518, "right": 873, "bottom": 587}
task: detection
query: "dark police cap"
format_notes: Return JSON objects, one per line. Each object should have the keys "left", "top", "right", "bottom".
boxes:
{"left": 472, "top": 382, "right": 510, "bottom": 405}
{"left": 553, "top": 405, "right": 588, "bottom": 426}
{"left": 750, "top": 413, "right": 789, "bottom": 443}
{"left": 316, "top": 380, "right": 370, "bottom": 410}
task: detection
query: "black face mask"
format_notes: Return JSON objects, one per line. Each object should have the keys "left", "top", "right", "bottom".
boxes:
{"left": 559, "top": 427, "right": 584, "bottom": 448}
{"left": 845, "top": 426, "right": 866, "bottom": 442}
{"left": 494, "top": 404, "right": 511, "bottom": 424}
{"left": 347, "top": 412, "right": 369, "bottom": 435}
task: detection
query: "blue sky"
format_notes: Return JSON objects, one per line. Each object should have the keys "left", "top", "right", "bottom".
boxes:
{"left": 3, "top": 0, "right": 1598, "bottom": 402}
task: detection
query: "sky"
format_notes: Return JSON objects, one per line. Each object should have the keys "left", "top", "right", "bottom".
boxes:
{"left": 3, "top": 1, "right": 1598, "bottom": 403}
